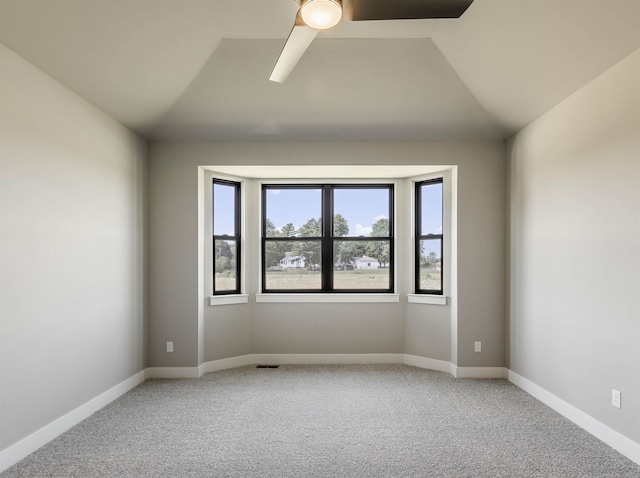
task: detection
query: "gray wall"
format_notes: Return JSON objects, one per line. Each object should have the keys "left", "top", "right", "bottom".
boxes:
{"left": 0, "top": 45, "right": 147, "bottom": 450}
{"left": 508, "top": 48, "right": 640, "bottom": 443}
{"left": 148, "top": 141, "right": 506, "bottom": 368}
{"left": 251, "top": 303, "right": 404, "bottom": 354}
{"left": 456, "top": 154, "right": 507, "bottom": 366}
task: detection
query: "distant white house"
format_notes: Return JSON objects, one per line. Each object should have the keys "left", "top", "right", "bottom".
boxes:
{"left": 353, "top": 255, "right": 380, "bottom": 270}
{"left": 280, "top": 252, "right": 306, "bottom": 269}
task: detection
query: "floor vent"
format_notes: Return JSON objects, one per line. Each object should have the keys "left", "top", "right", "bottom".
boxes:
{"left": 256, "top": 365, "right": 280, "bottom": 369}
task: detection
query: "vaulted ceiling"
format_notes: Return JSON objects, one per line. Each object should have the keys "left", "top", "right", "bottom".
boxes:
{"left": 1, "top": 0, "right": 639, "bottom": 141}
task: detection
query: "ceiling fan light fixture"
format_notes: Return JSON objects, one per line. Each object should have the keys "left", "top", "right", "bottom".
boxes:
{"left": 300, "top": 0, "right": 342, "bottom": 30}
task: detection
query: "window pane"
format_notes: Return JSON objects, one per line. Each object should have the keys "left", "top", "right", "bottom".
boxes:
{"left": 420, "top": 182, "right": 442, "bottom": 235}
{"left": 265, "top": 189, "right": 322, "bottom": 237}
{"left": 214, "top": 239, "right": 237, "bottom": 292}
{"left": 213, "top": 183, "right": 236, "bottom": 236}
{"left": 264, "top": 240, "right": 322, "bottom": 290}
{"left": 418, "top": 239, "right": 442, "bottom": 291}
{"left": 333, "top": 240, "right": 390, "bottom": 290}
{"left": 333, "top": 188, "right": 390, "bottom": 237}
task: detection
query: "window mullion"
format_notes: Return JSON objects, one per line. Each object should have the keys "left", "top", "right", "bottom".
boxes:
{"left": 322, "top": 185, "right": 333, "bottom": 291}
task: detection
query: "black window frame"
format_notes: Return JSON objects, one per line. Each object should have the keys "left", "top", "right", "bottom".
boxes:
{"left": 212, "top": 178, "right": 241, "bottom": 295}
{"left": 415, "top": 178, "right": 444, "bottom": 295}
{"left": 261, "top": 183, "right": 394, "bottom": 293}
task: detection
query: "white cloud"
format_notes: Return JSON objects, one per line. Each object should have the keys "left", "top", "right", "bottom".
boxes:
{"left": 354, "top": 224, "right": 372, "bottom": 236}
{"left": 374, "top": 214, "right": 387, "bottom": 221}
{"left": 268, "top": 190, "right": 281, "bottom": 195}
{"left": 437, "top": 226, "right": 443, "bottom": 233}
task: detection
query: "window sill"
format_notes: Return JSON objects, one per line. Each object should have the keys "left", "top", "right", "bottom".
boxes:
{"left": 256, "top": 293, "right": 400, "bottom": 303}
{"left": 209, "top": 294, "right": 249, "bottom": 306}
{"left": 407, "top": 294, "right": 447, "bottom": 306}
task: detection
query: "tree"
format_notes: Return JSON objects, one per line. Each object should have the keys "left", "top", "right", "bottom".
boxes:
{"left": 215, "top": 240, "right": 234, "bottom": 273}
{"left": 337, "top": 241, "right": 366, "bottom": 265}
{"left": 214, "top": 240, "right": 236, "bottom": 274}
{"left": 265, "top": 218, "right": 277, "bottom": 236}
{"left": 332, "top": 214, "right": 350, "bottom": 266}
{"left": 271, "top": 223, "right": 295, "bottom": 267}
{"left": 427, "top": 251, "right": 438, "bottom": 264}
{"left": 365, "top": 218, "right": 390, "bottom": 267}
{"left": 333, "top": 214, "right": 349, "bottom": 237}
{"left": 370, "top": 217, "right": 389, "bottom": 236}
{"left": 265, "top": 243, "right": 283, "bottom": 268}
{"left": 298, "top": 218, "right": 321, "bottom": 237}
{"left": 281, "top": 223, "right": 297, "bottom": 237}
{"left": 264, "top": 219, "right": 290, "bottom": 268}
{"left": 215, "top": 256, "right": 232, "bottom": 274}
{"left": 294, "top": 218, "right": 321, "bottom": 268}
{"left": 215, "top": 239, "right": 233, "bottom": 259}
{"left": 274, "top": 223, "right": 296, "bottom": 266}
{"left": 419, "top": 246, "right": 439, "bottom": 267}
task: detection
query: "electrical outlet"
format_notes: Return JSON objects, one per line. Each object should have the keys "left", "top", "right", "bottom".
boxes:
{"left": 474, "top": 341, "right": 482, "bottom": 352}
{"left": 166, "top": 341, "right": 174, "bottom": 353}
{"left": 611, "top": 389, "right": 621, "bottom": 409}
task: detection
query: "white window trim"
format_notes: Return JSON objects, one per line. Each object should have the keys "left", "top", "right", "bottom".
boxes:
{"left": 407, "top": 294, "right": 447, "bottom": 306}
{"left": 210, "top": 294, "right": 249, "bottom": 306}
{"left": 203, "top": 166, "right": 455, "bottom": 306}
{"left": 256, "top": 293, "right": 399, "bottom": 303}
{"left": 258, "top": 178, "right": 398, "bottom": 295}
{"left": 407, "top": 170, "right": 452, "bottom": 301}
{"left": 205, "top": 171, "right": 247, "bottom": 301}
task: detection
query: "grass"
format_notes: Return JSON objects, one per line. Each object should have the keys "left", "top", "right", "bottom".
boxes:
{"left": 419, "top": 269, "right": 441, "bottom": 290}
{"left": 214, "top": 276, "right": 236, "bottom": 291}
{"left": 217, "top": 268, "right": 436, "bottom": 291}
{"left": 333, "top": 270, "right": 389, "bottom": 289}
{"left": 265, "top": 270, "right": 321, "bottom": 290}
{"left": 266, "top": 269, "right": 389, "bottom": 290}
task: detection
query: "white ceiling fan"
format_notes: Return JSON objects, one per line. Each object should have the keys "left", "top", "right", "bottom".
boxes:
{"left": 269, "top": 0, "right": 474, "bottom": 83}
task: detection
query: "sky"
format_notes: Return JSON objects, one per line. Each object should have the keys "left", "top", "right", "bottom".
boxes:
{"left": 266, "top": 187, "right": 389, "bottom": 236}
{"left": 420, "top": 182, "right": 442, "bottom": 235}
{"left": 213, "top": 182, "right": 237, "bottom": 235}
{"left": 213, "top": 183, "right": 442, "bottom": 241}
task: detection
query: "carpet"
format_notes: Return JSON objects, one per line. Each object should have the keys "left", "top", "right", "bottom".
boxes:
{"left": 2, "top": 364, "right": 639, "bottom": 477}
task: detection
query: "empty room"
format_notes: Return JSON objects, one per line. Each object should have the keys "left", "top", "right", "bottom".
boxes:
{"left": 1, "top": 0, "right": 639, "bottom": 476}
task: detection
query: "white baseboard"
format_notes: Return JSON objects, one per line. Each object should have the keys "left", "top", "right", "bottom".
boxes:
{"left": 200, "top": 355, "right": 253, "bottom": 374}
{"left": 403, "top": 354, "right": 452, "bottom": 374}
{"left": 250, "top": 353, "right": 405, "bottom": 365}
{"left": 149, "top": 354, "right": 507, "bottom": 379}
{"left": 147, "top": 354, "right": 406, "bottom": 379}
{"left": 0, "top": 370, "right": 145, "bottom": 474}
{"left": 145, "top": 366, "right": 201, "bottom": 379}
{"left": 508, "top": 370, "right": 640, "bottom": 466}
{"left": 454, "top": 366, "right": 508, "bottom": 379}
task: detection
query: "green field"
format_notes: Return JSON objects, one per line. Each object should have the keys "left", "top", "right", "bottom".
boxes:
{"left": 214, "top": 276, "right": 236, "bottom": 291}
{"left": 419, "top": 268, "right": 441, "bottom": 290}
{"left": 265, "top": 269, "right": 389, "bottom": 290}
{"left": 216, "top": 268, "right": 439, "bottom": 291}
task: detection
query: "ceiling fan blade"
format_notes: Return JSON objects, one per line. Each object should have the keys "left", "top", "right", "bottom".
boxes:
{"left": 269, "top": 14, "right": 319, "bottom": 83}
{"left": 346, "top": 0, "right": 474, "bottom": 21}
